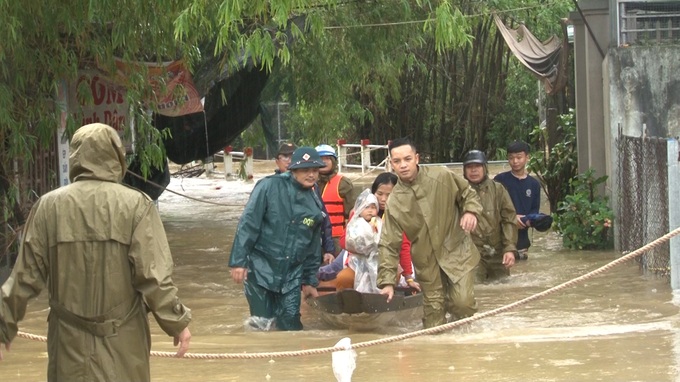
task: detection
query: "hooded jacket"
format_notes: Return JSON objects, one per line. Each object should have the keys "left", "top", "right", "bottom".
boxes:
{"left": 0, "top": 123, "right": 191, "bottom": 382}
{"left": 378, "top": 166, "right": 483, "bottom": 287}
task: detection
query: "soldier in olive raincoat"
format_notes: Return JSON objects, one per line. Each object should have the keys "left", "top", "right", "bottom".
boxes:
{"left": 377, "top": 138, "right": 483, "bottom": 329}
{"left": 462, "top": 150, "right": 518, "bottom": 282}
{"left": 0, "top": 123, "right": 192, "bottom": 381}
{"left": 229, "top": 147, "right": 326, "bottom": 331}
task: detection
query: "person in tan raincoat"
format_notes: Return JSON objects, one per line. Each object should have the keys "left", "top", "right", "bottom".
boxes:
{"left": 462, "top": 150, "right": 518, "bottom": 282}
{"left": 0, "top": 123, "right": 192, "bottom": 381}
{"left": 377, "top": 138, "right": 483, "bottom": 329}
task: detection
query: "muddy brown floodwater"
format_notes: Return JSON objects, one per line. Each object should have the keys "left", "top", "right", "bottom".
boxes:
{"left": 1, "top": 161, "right": 679, "bottom": 381}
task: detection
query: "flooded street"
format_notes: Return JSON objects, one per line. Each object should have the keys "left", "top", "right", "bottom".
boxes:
{"left": 2, "top": 163, "right": 679, "bottom": 381}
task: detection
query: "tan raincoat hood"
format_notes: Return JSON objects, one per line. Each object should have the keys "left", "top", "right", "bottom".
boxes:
{"left": 69, "top": 123, "right": 127, "bottom": 183}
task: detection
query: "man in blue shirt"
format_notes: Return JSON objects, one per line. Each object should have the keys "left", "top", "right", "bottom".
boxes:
{"left": 494, "top": 141, "right": 541, "bottom": 260}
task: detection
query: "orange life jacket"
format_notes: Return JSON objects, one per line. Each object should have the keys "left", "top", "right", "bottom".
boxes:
{"left": 322, "top": 174, "right": 346, "bottom": 237}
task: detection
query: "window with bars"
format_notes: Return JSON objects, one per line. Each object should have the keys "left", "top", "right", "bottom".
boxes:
{"left": 618, "top": 1, "right": 680, "bottom": 46}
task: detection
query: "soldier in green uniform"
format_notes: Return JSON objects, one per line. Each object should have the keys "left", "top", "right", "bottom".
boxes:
{"left": 377, "top": 138, "right": 483, "bottom": 329}
{"left": 229, "top": 147, "right": 326, "bottom": 331}
{"left": 462, "top": 150, "right": 518, "bottom": 282}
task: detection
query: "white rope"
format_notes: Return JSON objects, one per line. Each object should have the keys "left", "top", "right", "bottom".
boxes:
{"left": 16, "top": 226, "right": 680, "bottom": 360}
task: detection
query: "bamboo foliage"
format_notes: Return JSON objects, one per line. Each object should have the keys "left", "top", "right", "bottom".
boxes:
{"left": 0, "top": 0, "right": 473, "bottom": 254}
{"left": 1, "top": 0, "right": 572, "bottom": 257}
{"left": 354, "top": 10, "right": 515, "bottom": 161}
{"left": 277, "top": 0, "right": 572, "bottom": 161}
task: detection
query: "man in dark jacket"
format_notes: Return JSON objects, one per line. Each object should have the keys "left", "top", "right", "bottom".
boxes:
{"left": 494, "top": 140, "right": 541, "bottom": 260}
{"left": 229, "top": 147, "right": 326, "bottom": 331}
{"left": 0, "top": 123, "right": 191, "bottom": 381}
{"left": 274, "top": 143, "right": 335, "bottom": 265}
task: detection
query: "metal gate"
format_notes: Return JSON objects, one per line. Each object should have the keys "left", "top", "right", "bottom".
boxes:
{"left": 616, "top": 134, "right": 670, "bottom": 275}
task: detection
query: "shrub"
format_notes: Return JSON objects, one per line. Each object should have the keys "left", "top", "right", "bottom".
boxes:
{"left": 553, "top": 168, "right": 614, "bottom": 250}
{"left": 528, "top": 109, "right": 578, "bottom": 213}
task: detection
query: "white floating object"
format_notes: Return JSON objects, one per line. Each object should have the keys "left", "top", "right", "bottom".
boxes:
{"left": 332, "top": 337, "right": 357, "bottom": 382}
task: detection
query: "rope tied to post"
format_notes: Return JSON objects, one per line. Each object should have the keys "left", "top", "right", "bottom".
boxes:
{"left": 16, "top": 226, "right": 680, "bottom": 360}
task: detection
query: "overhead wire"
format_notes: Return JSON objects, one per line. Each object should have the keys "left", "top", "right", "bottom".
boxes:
{"left": 323, "top": 1, "right": 568, "bottom": 30}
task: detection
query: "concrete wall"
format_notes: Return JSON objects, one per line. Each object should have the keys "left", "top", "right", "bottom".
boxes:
{"left": 606, "top": 47, "right": 680, "bottom": 252}
{"left": 607, "top": 47, "right": 680, "bottom": 139}
{"left": 571, "top": 0, "right": 680, "bottom": 253}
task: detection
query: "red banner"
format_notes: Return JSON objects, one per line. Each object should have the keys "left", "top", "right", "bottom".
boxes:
{"left": 114, "top": 59, "right": 204, "bottom": 117}
{"left": 145, "top": 60, "right": 204, "bottom": 117}
{"left": 69, "top": 60, "right": 204, "bottom": 136}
